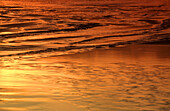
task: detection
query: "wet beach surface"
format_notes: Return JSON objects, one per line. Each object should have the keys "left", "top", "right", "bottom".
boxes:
{"left": 0, "top": 44, "right": 170, "bottom": 111}
{"left": 0, "top": 0, "right": 170, "bottom": 111}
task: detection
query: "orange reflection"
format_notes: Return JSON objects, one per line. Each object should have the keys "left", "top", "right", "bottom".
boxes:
{"left": 0, "top": 44, "right": 170, "bottom": 111}
{"left": 0, "top": 0, "right": 170, "bottom": 110}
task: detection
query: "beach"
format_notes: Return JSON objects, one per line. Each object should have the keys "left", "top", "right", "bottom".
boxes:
{"left": 0, "top": 0, "right": 170, "bottom": 110}
{"left": 0, "top": 44, "right": 170, "bottom": 111}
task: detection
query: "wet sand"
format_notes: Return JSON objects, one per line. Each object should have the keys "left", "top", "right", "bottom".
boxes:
{"left": 0, "top": 44, "right": 170, "bottom": 111}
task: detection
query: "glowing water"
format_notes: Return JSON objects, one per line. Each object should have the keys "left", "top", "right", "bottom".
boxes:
{"left": 0, "top": 0, "right": 170, "bottom": 111}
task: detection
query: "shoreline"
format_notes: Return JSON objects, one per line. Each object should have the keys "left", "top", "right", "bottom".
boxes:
{"left": 37, "top": 44, "right": 170, "bottom": 66}
{"left": 141, "top": 39, "right": 170, "bottom": 45}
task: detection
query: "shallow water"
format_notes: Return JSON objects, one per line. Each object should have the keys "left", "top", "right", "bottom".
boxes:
{"left": 0, "top": 45, "right": 170, "bottom": 111}
{"left": 0, "top": 0, "right": 170, "bottom": 111}
{"left": 0, "top": 0, "right": 170, "bottom": 57}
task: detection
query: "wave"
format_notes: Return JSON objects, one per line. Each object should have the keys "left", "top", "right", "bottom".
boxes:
{"left": 0, "top": 1, "right": 169, "bottom": 58}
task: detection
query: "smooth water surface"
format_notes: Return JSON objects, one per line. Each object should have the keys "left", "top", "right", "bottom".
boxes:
{"left": 0, "top": 45, "right": 170, "bottom": 111}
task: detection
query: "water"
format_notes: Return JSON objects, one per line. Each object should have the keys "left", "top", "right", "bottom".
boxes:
{"left": 0, "top": 0, "right": 170, "bottom": 57}
{"left": 0, "top": 0, "right": 170, "bottom": 111}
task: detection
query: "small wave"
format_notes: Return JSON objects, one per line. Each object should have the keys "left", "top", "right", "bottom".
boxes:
{"left": 0, "top": 22, "right": 36, "bottom": 28}
{"left": 157, "top": 19, "right": 170, "bottom": 30}
{"left": 0, "top": 45, "right": 40, "bottom": 51}
{"left": 0, "top": 1, "right": 169, "bottom": 58}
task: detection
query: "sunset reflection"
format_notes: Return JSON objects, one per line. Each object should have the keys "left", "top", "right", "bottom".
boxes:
{"left": 0, "top": 0, "right": 170, "bottom": 111}
{"left": 0, "top": 45, "right": 169, "bottom": 111}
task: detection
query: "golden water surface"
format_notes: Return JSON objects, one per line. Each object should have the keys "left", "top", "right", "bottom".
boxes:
{"left": 0, "top": 0, "right": 170, "bottom": 111}
{"left": 0, "top": 45, "right": 170, "bottom": 111}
